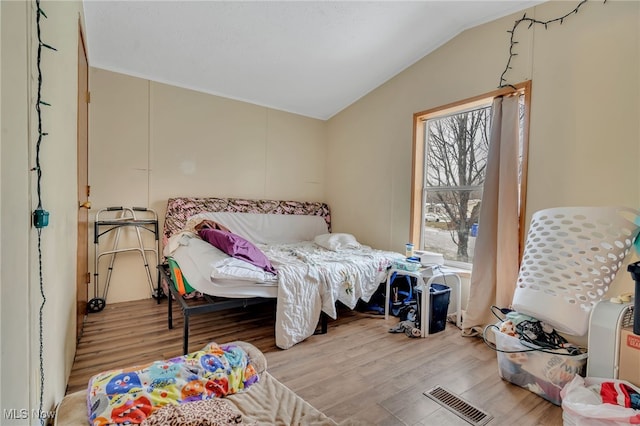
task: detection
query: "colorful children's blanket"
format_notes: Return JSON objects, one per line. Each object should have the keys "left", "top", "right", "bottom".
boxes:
{"left": 87, "top": 342, "right": 259, "bottom": 425}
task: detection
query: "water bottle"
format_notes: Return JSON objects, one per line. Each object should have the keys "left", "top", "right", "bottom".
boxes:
{"left": 405, "top": 243, "right": 414, "bottom": 258}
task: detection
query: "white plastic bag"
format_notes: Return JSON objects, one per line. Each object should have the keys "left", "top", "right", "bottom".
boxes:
{"left": 561, "top": 376, "right": 640, "bottom": 425}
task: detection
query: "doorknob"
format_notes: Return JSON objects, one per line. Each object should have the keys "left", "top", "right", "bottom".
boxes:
{"left": 79, "top": 201, "right": 91, "bottom": 209}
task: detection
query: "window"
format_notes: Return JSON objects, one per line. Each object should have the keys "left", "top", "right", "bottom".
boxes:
{"left": 410, "top": 82, "right": 530, "bottom": 267}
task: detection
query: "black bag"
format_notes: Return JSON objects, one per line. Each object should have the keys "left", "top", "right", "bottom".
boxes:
{"left": 396, "top": 302, "right": 419, "bottom": 324}
{"left": 357, "top": 273, "right": 418, "bottom": 318}
{"left": 389, "top": 272, "right": 416, "bottom": 317}
{"left": 357, "top": 282, "right": 387, "bottom": 314}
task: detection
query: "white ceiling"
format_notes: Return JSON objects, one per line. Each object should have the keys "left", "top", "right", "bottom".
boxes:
{"left": 83, "top": 1, "right": 543, "bottom": 120}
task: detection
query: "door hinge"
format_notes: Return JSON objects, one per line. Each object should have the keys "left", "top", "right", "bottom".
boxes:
{"left": 85, "top": 272, "right": 91, "bottom": 284}
{"left": 86, "top": 91, "right": 91, "bottom": 104}
{"left": 86, "top": 185, "right": 91, "bottom": 197}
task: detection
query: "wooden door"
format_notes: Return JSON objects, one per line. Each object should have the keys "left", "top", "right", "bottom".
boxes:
{"left": 76, "top": 22, "right": 90, "bottom": 340}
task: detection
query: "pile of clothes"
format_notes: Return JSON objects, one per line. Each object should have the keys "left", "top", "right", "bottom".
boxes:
{"left": 599, "top": 381, "right": 640, "bottom": 409}
{"left": 562, "top": 375, "right": 640, "bottom": 424}
{"left": 498, "top": 311, "right": 582, "bottom": 355}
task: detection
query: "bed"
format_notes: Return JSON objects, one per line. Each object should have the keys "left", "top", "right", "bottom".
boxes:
{"left": 54, "top": 341, "right": 340, "bottom": 426}
{"left": 160, "top": 197, "right": 404, "bottom": 351}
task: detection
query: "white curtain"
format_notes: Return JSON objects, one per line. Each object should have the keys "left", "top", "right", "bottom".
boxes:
{"left": 462, "top": 95, "right": 520, "bottom": 337}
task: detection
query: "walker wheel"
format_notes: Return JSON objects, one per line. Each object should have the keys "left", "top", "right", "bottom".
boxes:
{"left": 88, "top": 298, "right": 106, "bottom": 313}
{"left": 151, "top": 288, "right": 166, "bottom": 300}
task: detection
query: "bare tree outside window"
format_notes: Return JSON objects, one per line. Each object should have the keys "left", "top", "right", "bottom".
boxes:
{"left": 412, "top": 84, "right": 529, "bottom": 268}
{"left": 423, "top": 105, "right": 491, "bottom": 263}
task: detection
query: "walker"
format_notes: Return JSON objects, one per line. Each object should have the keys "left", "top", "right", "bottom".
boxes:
{"left": 90, "top": 206, "right": 159, "bottom": 312}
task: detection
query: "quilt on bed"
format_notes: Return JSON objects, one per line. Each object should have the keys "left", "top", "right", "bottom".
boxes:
{"left": 87, "top": 342, "right": 259, "bottom": 425}
{"left": 264, "top": 241, "right": 402, "bottom": 349}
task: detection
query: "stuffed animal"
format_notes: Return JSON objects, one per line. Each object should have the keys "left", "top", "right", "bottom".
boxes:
{"left": 500, "top": 319, "right": 517, "bottom": 337}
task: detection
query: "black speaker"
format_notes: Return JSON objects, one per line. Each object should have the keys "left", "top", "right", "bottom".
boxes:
{"left": 627, "top": 261, "right": 640, "bottom": 335}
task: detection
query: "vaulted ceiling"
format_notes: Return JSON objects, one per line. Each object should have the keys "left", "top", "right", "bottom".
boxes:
{"left": 83, "top": 1, "right": 544, "bottom": 120}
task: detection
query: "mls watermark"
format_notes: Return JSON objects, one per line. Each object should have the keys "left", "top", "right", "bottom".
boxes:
{"left": 3, "top": 408, "right": 55, "bottom": 421}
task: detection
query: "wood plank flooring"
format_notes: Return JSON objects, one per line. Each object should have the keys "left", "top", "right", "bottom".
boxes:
{"left": 68, "top": 298, "right": 563, "bottom": 425}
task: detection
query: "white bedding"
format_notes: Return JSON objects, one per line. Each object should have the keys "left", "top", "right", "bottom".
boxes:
{"left": 265, "top": 241, "right": 403, "bottom": 349}
{"left": 169, "top": 234, "right": 278, "bottom": 299}
{"left": 167, "top": 230, "right": 403, "bottom": 349}
{"left": 164, "top": 211, "right": 404, "bottom": 349}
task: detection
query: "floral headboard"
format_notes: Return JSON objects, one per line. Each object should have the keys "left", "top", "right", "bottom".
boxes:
{"left": 162, "top": 197, "right": 331, "bottom": 246}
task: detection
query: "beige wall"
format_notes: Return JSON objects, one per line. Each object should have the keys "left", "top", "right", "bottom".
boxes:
{"left": 90, "top": 1, "right": 639, "bottom": 304}
{"left": 1, "top": 2, "right": 30, "bottom": 419}
{"left": 89, "top": 70, "right": 327, "bottom": 303}
{"left": 0, "top": 0, "right": 635, "bottom": 419}
{"left": 1, "top": 0, "right": 84, "bottom": 422}
{"left": 0, "top": 0, "right": 3, "bottom": 410}
{"left": 326, "top": 1, "right": 639, "bottom": 294}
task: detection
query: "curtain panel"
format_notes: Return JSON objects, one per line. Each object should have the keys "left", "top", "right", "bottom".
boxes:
{"left": 462, "top": 95, "right": 520, "bottom": 336}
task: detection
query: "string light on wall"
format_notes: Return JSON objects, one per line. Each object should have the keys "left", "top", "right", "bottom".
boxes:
{"left": 33, "top": 0, "right": 56, "bottom": 423}
{"left": 498, "top": 0, "right": 606, "bottom": 89}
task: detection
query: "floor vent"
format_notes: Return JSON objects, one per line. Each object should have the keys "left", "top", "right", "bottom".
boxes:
{"left": 423, "top": 385, "right": 493, "bottom": 426}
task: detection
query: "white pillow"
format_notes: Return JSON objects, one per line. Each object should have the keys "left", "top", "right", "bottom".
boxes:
{"left": 178, "top": 237, "right": 275, "bottom": 283}
{"left": 314, "top": 233, "right": 360, "bottom": 251}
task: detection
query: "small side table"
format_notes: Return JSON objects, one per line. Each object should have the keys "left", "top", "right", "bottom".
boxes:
{"left": 385, "top": 266, "right": 462, "bottom": 337}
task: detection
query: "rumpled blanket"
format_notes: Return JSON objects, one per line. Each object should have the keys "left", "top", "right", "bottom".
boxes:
{"left": 87, "top": 342, "right": 259, "bottom": 425}
{"left": 264, "top": 241, "right": 403, "bottom": 349}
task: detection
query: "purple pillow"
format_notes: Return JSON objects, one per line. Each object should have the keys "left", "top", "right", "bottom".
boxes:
{"left": 198, "top": 228, "right": 277, "bottom": 274}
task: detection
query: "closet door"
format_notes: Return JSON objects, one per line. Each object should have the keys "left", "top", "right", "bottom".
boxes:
{"left": 76, "top": 21, "right": 90, "bottom": 340}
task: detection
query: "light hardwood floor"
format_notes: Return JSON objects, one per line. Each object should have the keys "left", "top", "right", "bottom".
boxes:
{"left": 68, "top": 298, "right": 563, "bottom": 425}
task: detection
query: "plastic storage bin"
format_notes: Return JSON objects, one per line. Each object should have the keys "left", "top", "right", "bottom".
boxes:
{"left": 492, "top": 327, "right": 587, "bottom": 406}
{"left": 416, "top": 283, "right": 451, "bottom": 333}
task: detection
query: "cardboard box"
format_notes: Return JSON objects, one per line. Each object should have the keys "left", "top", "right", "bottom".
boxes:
{"left": 619, "top": 327, "right": 640, "bottom": 387}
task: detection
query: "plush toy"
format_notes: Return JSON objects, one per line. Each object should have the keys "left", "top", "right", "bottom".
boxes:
{"left": 500, "top": 319, "right": 517, "bottom": 337}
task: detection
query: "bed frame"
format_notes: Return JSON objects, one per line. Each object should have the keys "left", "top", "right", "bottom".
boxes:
{"left": 159, "top": 197, "right": 331, "bottom": 354}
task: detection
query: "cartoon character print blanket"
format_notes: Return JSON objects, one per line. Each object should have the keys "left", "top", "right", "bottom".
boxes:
{"left": 87, "top": 342, "right": 259, "bottom": 425}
